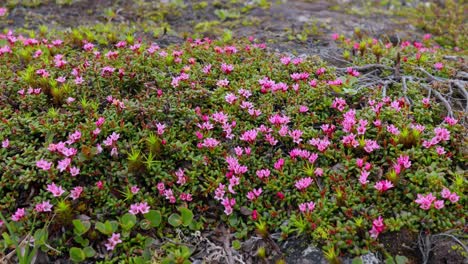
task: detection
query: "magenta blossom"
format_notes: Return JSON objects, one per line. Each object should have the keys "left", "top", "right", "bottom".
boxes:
{"left": 415, "top": 193, "right": 437, "bottom": 210}
{"left": 128, "top": 202, "right": 150, "bottom": 215}
{"left": 369, "top": 216, "right": 385, "bottom": 239}
{"left": 35, "top": 201, "right": 53, "bottom": 213}
{"left": 374, "top": 180, "right": 394, "bottom": 192}
{"left": 299, "top": 201, "right": 316, "bottom": 213}
{"left": 36, "top": 159, "right": 53, "bottom": 171}
{"left": 104, "top": 233, "right": 122, "bottom": 251}
{"left": 70, "top": 186, "right": 83, "bottom": 200}
{"left": 11, "top": 208, "right": 26, "bottom": 222}
{"left": 47, "top": 183, "right": 65, "bottom": 197}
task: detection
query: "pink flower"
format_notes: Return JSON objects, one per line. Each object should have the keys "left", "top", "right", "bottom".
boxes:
{"left": 314, "top": 168, "right": 324, "bottom": 177}
{"left": 415, "top": 193, "right": 436, "bottom": 210}
{"left": 289, "top": 129, "right": 303, "bottom": 144}
{"left": 434, "top": 200, "right": 445, "bottom": 210}
{"left": 70, "top": 186, "right": 83, "bottom": 200}
{"left": 11, "top": 208, "right": 26, "bottom": 222}
{"left": 299, "top": 201, "right": 316, "bottom": 213}
{"left": 216, "top": 79, "right": 229, "bottom": 87}
{"left": 246, "top": 188, "right": 262, "bottom": 201}
{"left": 359, "top": 170, "right": 370, "bottom": 185}
{"left": 256, "top": 169, "right": 271, "bottom": 180}
{"left": 47, "top": 183, "right": 65, "bottom": 197}
{"left": 104, "top": 233, "right": 122, "bottom": 251}
{"left": 422, "top": 97, "right": 431, "bottom": 107}
{"left": 156, "top": 123, "right": 166, "bottom": 135}
{"left": 214, "top": 183, "right": 226, "bottom": 201}
{"left": 434, "top": 62, "right": 444, "bottom": 70}
{"left": 449, "top": 193, "right": 460, "bottom": 203}
{"left": 130, "top": 185, "right": 140, "bottom": 194}
{"left": 35, "top": 201, "right": 53, "bottom": 213}
{"left": 356, "top": 158, "right": 364, "bottom": 168}
{"left": 444, "top": 116, "right": 458, "bottom": 126}
{"left": 295, "top": 177, "right": 313, "bottom": 190}
{"left": 331, "top": 97, "right": 347, "bottom": 112}
{"left": 316, "top": 67, "right": 326, "bottom": 75}
{"left": 201, "top": 138, "right": 220, "bottom": 149}
{"left": 2, "top": 139, "right": 9, "bottom": 148}
{"left": 369, "top": 216, "right": 385, "bottom": 239}
{"left": 374, "top": 180, "right": 394, "bottom": 192}
{"left": 397, "top": 155, "right": 411, "bottom": 169}
{"left": 268, "top": 114, "right": 289, "bottom": 127}
{"left": 36, "top": 160, "right": 53, "bottom": 171}
{"left": 128, "top": 202, "right": 150, "bottom": 215}
{"left": 70, "top": 166, "right": 80, "bottom": 177}
{"left": 441, "top": 187, "right": 451, "bottom": 199}
{"left": 0, "top": 8, "right": 7, "bottom": 17}
{"left": 280, "top": 56, "right": 291, "bottom": 65}
{"left": 274, "top": 158, "right": 285, "bottom": 170}
{"left": 225, "top": 93, "right": 237, "bottom": 104}
{"left": 239, "top": 129, "right": 258, "bottom": 143}
{"left": 221, "top": 63, "right": 234, "bottom": 74}
{"left": 436, "top": 146, "right": 446, "bottom": 155}
{"left": 386, "top": 124, "right": 400, "bottom": 135}
{"left": 57, "top": 158, "right": 71, "bottom": 172}
{"left": 138, "top": 202, "right": 150, "bottom": 214}
{"left": 364, "top": 140, "right": 380, "bottom": 153}
{"left": 96, "top": 181, "right": 104, "bottom": 190}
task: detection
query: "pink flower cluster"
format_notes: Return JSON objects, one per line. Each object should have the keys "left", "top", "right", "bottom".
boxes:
{"left": 128, "top": 202, "right": 150, "bottom": 215}
{"left": 369, "top": 216, "right": 385, "bottom": 239}
{"left": 299, "top": 201, "right": 316, "bottom": 213}
{"left": 11, "top": 208, "right": 26, "bottom": 222}
{"left": 104, "top": 233, "right": 122, "bottom": 251}
{"left": 414, "top": 193, "right": 441, "bottom": 210}
{"left": 35, "top": 201, "right": 53, "bottom": 213}
{"left": 246, "top": 188, "right": 262, "bottom": 201}
{"left": 374, "top": 180, "right": 394, "bottom": 192}
{"left": 295, "top": 177, "right": 313, "bottom": 191}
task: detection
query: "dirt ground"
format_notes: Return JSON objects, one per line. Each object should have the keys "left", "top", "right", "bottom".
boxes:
{"left": 1, "top": 0, "right": 423, "bottom": 64}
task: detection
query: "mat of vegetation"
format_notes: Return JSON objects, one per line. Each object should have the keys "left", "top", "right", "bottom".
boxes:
{"left": 0, "top": 1, "right": 467, "bottom": 264}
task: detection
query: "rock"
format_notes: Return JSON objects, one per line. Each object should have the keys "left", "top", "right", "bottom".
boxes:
{"left": 282, "top": 239, "right": 327, "bottom": 264}
{"left": 361, "top": 253, "right": 381, "bottom": 264}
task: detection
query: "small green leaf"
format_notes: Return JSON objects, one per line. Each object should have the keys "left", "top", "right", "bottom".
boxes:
{"left": 178, "top": 207, "right": 193, "bottom": 227}
{"left": 33, "top": 229, "right": 48, "bottom": 246}
{"left": 352, "top": 257, "right": 364, "bottom": 264}
{"left": 144, "top": 210, "right": 162, "bottom": 227}
{"left": 73, "top": 219, "right": 91, "bottom": 236}
{"left": 395, "top": 255, "right": 409, "bottom": 264}
{"left": 83, "top": 246, "right": 96, "bottom": 258}
{"left": 232, "top": 240, "right": 241, "bottom": 250}
{"left": 121, "top": 213, "right": 137, "bottom": 230}
{"left": 96, "top": 220, "right": 115, "bottom": 235}
{"left": 168, "top": 213, "right": 182, "bottom": 227}
{"left": 70, "top": 247, "right": 86, "bottom": 262}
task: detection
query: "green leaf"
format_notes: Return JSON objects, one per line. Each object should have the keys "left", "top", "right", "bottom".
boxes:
{"left": 168, "top": 213, "right": 182, "bottom": 227}
{"left": 121, "top": 213, "right": 137, "bottom": 230}
{"left": 33, "top": 229, "right": 48, "bottom": 246}
{"left": 144, "top": 210, "right": 162, "bottom": 227}
{"left": 395, "top": 255, "right": 409, "bottom": 264}
{"left": 74, "top": 236, "right": 89, "bottom": 247}
{"left": 352, "top": 257, "right": 364, "bottom": 264}
{"left": 73, "top": 219, "right": 91, "bottom": 236}
{"left": 70, "top": 247, "right": 86, "bottom": 262}
{"left": 180, "top": 245, "right": 192, "bottom": 258}
{"left": 95, "top": 220, "right": 116, "bottom": 235}
{"left": 178, "top": 207, "right": 193, "bottom": 227}
{"left": 232, "top": 240, "right": 241, "bottom": 250}
{"left": 83, "top": 246, "right": 96, "bottom": 258}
